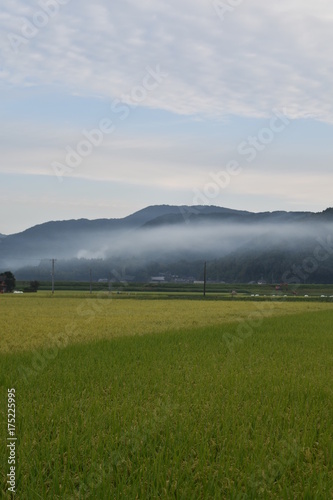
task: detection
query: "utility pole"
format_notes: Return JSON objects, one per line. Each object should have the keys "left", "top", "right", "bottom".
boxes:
{"left": 108, "top": 272, "right": 112, "bottom": 296}
{"left": 89, "top": 268, "right": 92, "bottom": 294}
{"left": 203, "top": 261, "right": 207, "bottom": 297}
{"left": 50, "top": 259, "right": 57, "bottom": 294}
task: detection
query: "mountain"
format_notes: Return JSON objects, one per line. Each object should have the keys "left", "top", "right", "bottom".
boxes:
{"left": 1, "top": 205, "right": 333, "bottom": 283}
{"left": 0, "top": 205, "right": 249, "bottom": 264}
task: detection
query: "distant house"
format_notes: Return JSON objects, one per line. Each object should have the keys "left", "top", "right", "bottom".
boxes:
{"left": 150, "top": 277, "right": 165, "bottom": 283}
{"left": 0, "top": 274, "right": 7, "bottom": 293}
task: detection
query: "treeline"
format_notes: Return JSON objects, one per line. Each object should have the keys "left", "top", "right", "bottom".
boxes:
{"left": 14, "top": 248, "right": 333, "bottom": 284}
{"left": 206, "top": 249, "right": 333, "bottom": 284}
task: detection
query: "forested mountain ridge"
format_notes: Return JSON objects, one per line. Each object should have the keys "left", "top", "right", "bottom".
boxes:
{"left": 1, "top": 205, "right": 332, "bottom": 283}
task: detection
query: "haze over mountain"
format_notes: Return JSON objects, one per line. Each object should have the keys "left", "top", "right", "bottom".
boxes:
{"left": 1, "top": 205, "right": 333, "bottom": 283}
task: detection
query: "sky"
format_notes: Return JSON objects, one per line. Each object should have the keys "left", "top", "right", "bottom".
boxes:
{"left": 1, "top": 0, "right": 332, "bottom": 234}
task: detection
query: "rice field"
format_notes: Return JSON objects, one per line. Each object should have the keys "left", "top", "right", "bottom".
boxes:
{"left": 1, "top": 292, "right": 332, "bottom": 353}
{"left": 1, "top": 293, "right": 333, "bottom": 498}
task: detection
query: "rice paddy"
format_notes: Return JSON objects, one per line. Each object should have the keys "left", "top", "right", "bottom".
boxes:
{"left": 1, "top": 293, "right": 332, "bottom": 498}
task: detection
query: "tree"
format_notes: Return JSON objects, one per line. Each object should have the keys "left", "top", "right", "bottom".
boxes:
{"left": 29, "top": 280, "right": 40, "bottom": 292}
{"left": 2, "top": 271, "right": 16, "bottom": 293}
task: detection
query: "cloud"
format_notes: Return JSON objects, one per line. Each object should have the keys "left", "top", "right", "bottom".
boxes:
{"left": 225, "top": 171, "right": 333, "bottom": 208}
{"left": 2, "top": 0, "right": 333, "bottom": 121}
{"left": 1, "top": 0, "right": 332, "bottom": 234}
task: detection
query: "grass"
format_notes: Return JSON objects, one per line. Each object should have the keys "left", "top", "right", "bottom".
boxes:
{"left": 16, "top": 281, "right": 333, "bottom": 297}
{"left": 1, "top": 293, "right": 332, "bottom": 353}
{"left": 1, "top": 296, "right": 333, "bottom": 498}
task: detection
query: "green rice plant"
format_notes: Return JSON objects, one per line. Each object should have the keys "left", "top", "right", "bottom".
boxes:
{"left": 1, "top": 293, "right": 331, "bottom": 353}
{"left": 1, "top": 304, "right": 333, "bottom": 498}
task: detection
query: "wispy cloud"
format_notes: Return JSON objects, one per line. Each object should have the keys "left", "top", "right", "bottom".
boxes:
{"left": 2, "top": 0, "right": 333, "bottom": 121}
{"left": 1, "top": 0, "right": 333, "bottom": 232}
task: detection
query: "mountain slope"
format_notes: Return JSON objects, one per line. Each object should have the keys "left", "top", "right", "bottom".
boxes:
{"left": 1, "top": 205, "right": 333, "bottom": 283}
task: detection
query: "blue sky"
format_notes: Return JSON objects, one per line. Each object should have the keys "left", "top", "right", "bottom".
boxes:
{"left": 1, "top": 0, "right": 332, "bottom": 233}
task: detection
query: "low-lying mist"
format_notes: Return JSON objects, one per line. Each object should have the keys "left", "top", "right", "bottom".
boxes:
{"left": 75, "top": 221, "right": 333, "bottom": 262}
{"left": 2, "top": 220, "right": 330, "bottom": 274}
